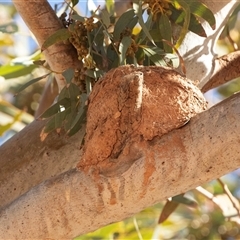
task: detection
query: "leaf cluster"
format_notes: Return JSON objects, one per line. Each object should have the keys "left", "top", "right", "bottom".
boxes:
{"left": 36, "top": 0, "right": 216, "bottom": 135}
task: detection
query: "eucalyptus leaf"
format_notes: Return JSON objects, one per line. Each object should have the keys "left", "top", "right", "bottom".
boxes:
{"left": 159, "top": 14, "right": 172, "bottom": 53}
{"left": 71, "top": 0, "right": 79, "bottom": 7}
{"left": 15, "top": 73, "right": 50, "bottom": 95}
{"left": 105, "top": 0, "right": 115, "bottom": 16}
{"left": 101, "top": 9, "right": 111, "bottom": 27}
{"left": 172, "top": 0, "right": 190, "bottom": 48}
{"left": 62, "top": 68, "right": 75, "bottom": 84}
{"left": 185, "top": 0, "right": 215, "bottom": 29}
{"left": 137, "top": 13, "right": 153, "bottom": 44}
{"left": 71, "top": 14, "right": 85, "bottom": 22}
{"left": 40, "top": 98, "right": 71, "bottom": 119}
{"left": 170, "top": 7, "right": 206, "bottom": 37}
{"left": 142, "top": 46, "right": 165, "bottom": 66}
{"left": 172, "top": 194, "right": 198, "bottom": 207}
{"left": 68, "top": 82, "right": 81, "bottom": 101}
{"left": 113, "top": 9, "right": 135, "bottom": 41}
{"left": 41, "top": 28, "right": 71, "bottom": 51}
{"left": 135, "top": 2, "right": 156, "bottom": 46}
{"left": 158, "top": 199, "right": 179, "bottom": 224}
{"left": 0, "top": 22, "right": 18, "bottom": 34}
{"left": 0, "top": 64, "right": 37, "bottom": 79}
{"left": 67, "top": 105, "right": 87, "bottom": 136}
{"left": 119, "top": 36, "right": 132, "bottom": 65}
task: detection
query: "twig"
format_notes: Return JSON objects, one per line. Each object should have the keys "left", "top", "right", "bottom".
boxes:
{"left": 217, "top": 178, "right": 240, "bottom": 216}
{"left": 202, "top": 51, "right": 240, "bottom": 93}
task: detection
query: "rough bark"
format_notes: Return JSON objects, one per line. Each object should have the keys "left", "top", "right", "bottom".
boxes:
{"left": 1, "top": 92, "right": 240, "bottom": 239}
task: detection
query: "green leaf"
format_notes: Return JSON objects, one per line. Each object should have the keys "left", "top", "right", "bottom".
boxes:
{"left": 170, "top": 7, "right": 206, "bottom": 37}
{"left": 67, "top": 105, "right": 87, "bottom": 136}
{"left": 0, "top": 64, "right": 37, "bottom": 79}
{"left": 71, "top": 0, "right": 79, "bottom": 7}
{"left": 62, "top": 68, "right": 75, "bottom": 84}
{"left": 172, "top": 194, "right": 198, "bottom": 207}
{"left": 158, "top": 199, "right": 179, "bottom": 224}
{"left": 85, "top": 69, "right": 104, "bottom": 79}
{"left": 41, "top": 28, "right": 71, "bottom": 51}
{"left": 159, "top": 14, "right": 172, "bottom": 53}
{"left": 105, "top": 0, "right": 115, "bottom": 16}
{"left": 40, "top": 98, "right": 71, "bottom": 119}
{"left": 113, "top": 9, "right": 135, "bottom": 41}
{"left": 71, "top": 14, "right": 85, "bottom": 22}
{"left": 33, "top": 60, "right": 46, "bottom": 66}
{"left": 15, "top": 73, "right": 50, "bottom": 95}
{"left": 0, "top": 110, "right": 23, "bottom": 136}
{"left": 137, "top": 13, "right": 153, "bottom": 44}
{"left": 68, "top": 82, "right": 81, "bottom": 101}
{"left": 142, "top": 46, "right": 165, "bottom": 66}
{"left": 134, "top": 2, "right": 156, "bottom": 46}
{"left": 0, "top": 22, "right": 18, "bottom": 34}
{"left": 172, "top": 0, "right": 190, "bottom": 48}
{"left": 58, "top": 86, "right": 70, "bottom": 101}
{"left": 44, "top": 117, "right": 56, "bottom": 133}
{"left": 119, "top": 36, "right": 132, "bottom": 65}
{"left": 185, "top": 0, "right": 215, "bottom": 29}
{"left": 101, "top": 9, "right": 111, "bottom": 28}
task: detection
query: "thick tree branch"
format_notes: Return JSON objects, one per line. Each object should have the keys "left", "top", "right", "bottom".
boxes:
{"left": 1, "top": 92, "right": 240, "bottom": 239}
{"left": 202, "top": 51, "right": 240, "bottom": 92}
{"left": 0, "top": 120, "right": 85, "bottom": 209}
{"left": 12, "top": 0, "right": 80, "bottom": 91}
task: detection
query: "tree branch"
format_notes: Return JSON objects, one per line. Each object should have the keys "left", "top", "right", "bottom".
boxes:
{"left": 202, "top": 51, "right": 240, "bottom": 92}
{"left": 12, "top": 0, "right": 80, "bottom": 91}
{"left": 1, "top": 91, "right": 240, "bottom": 239}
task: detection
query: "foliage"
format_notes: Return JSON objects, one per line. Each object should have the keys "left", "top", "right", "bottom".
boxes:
{"left": 39, "top": 0, "right": 215, "bottom": 135}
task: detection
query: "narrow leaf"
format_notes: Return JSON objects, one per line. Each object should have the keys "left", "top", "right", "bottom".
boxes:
{"left": 101, "top": 9, "right": 111, "bottom": 28}
{"left": 71, "top": 0, "right": 79, "bottom": 7}
{"left": 68, "top": 82, "right": 81, "bottom": 101}
{"left": 113, "top": 9, "right": 135, "bottom": 41}
{"left": 67, "top": 106, "right": 87, "bottom": 136}
{"left": 15, "top": 73, "right": 50, "bottom": 95}
{"left": 0, "top": 22, "right": 18, "bottom": 34}
{"left": 0, "top": 64, "right": 37, "bottom": 79}
{"left": 62, "top": 68, "right": 75, "bottom": 84}
{"left": 105, "top": 0, "right": 115, "bottom": 16}
{"left": 40, "top": 98, "right": 71, "bottom": 119}
{"left": 135, "top": 2, "right": 156, "bottom": 46}
{"left": 41, "top": 29, "right": 71, "bottom": 51}
{"left": 159, "top": 14, "right": 172, "bottom": 53}
{"left": 185, "top": 0, "right": 215, "bottom": 29}
{"left": 119, "top": 36, "right": 132, "bottom": 65}
{"left": 71, "top": 14, "right": 85, "bottom": 22}
{"left": 137, "top": 13, "right": 153, "bottom": 44}
{"left": 158, "top": 200, "right": 179, "bottom": 224}
{"left": 142, "top": 46, "right": 165, "bottom": 66}
{"left": 172, "top": 194, "right": 198, "bottom": 207}
{"left": 172, "top": 0, "right": 190, "bottom": 49}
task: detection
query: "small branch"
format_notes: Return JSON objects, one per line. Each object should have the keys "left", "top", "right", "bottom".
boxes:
{"left": 202, "top": 51, "right": 240, "bottom": 93}
{"left": 196, "top": 186, "right": 221, "bottom": 206}
{"left": 217, "top": 178, "right": 240, "bottom": 216}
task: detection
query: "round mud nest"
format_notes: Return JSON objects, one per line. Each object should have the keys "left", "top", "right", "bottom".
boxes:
{"left": 80, "top": 65, "right": 207, "bottom": 166}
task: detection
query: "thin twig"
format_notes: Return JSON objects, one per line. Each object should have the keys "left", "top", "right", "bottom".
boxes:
{"left": 217, "top": 178, "right": 240, "bottom": 216}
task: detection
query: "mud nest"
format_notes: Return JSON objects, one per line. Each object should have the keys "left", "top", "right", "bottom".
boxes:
{"left": 79, "top": 65, "right": 207, "bottom": 167}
